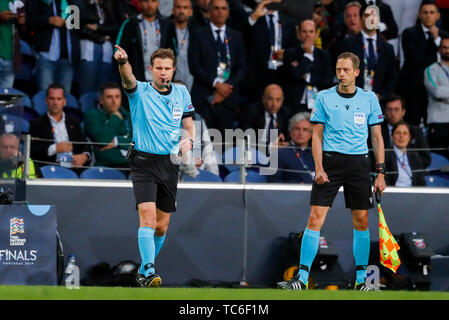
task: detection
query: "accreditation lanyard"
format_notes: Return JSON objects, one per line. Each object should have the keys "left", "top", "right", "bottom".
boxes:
{"left": 217, "top": 32, "right": 231, "bottom": 63}
{"left": 362, "top": 37, "right": 378, "bottom": 72}
{"left": 397, "top": 152, "right": 412, "bottom": 178}
{"left": 173, "top": 28, "right": 189, "bottom": 56}
{"left": 141, "top": 19, "right": 161, "bottom": 55}
{"left": 290, "top": 144, "right": 314, "bottom": 179}
{"left": 270, "top": 22, "right": 283, "bottom": 57}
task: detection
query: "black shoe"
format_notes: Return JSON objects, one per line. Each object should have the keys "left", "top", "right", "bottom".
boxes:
{"left": 142, "top": 273, "right": 162, "bottom": 288}
{"left": 354, "top": 282, "right": 374, "bottom": 291}
{"left": 136, "top": 272, "right": 146, "bottom": 286}
{"left": 277, "top": 275, "right": 307, "bottom": 290}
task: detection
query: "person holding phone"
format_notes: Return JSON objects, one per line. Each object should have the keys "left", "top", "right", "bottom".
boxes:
{"left": 244, "top": 0, "right": 297, "bottom": 102}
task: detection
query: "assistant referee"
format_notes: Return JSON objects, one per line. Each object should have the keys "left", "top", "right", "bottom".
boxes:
{"left": 114, "top": 45, "right": 195, "bottom": 287}
{"left": 278, "top": 52, "right": 386, "bottom": 291}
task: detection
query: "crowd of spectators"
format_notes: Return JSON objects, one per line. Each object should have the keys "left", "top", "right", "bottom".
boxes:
{"left": 1, "top": 0, "right": 449, "bottom": 186}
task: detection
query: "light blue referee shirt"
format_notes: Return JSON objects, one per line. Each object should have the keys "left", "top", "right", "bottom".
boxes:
{"left": 125, "top": 81, "right": 195, "bottom": 155}
{"left": 310, "top": 86, "right": 383, "bottom": 155}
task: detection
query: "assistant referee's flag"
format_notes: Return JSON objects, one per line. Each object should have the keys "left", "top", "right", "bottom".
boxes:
{"left": 376, "top": 192, "right": 401, "bottom": 273}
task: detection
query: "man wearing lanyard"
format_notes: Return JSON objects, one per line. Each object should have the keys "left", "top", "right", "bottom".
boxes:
{"left": 277, "top": 52, "right": 386, "bottom": 291}
{"left": 268, "top": 112, "right": 315, "bottom": 184}
{"left": 284, "top": 20, "right": 333, "bottom": 115}
{"left": 167, "top": 0, "right": 194, "bottom": 91}
{"left": 245, "top": 0, "right": 297, "bottom": 101}
{"left": 341, "top": 4, "right": 397, "bottom": 102}
{"left": 424, "top": 35, "right": 449, "bottom": 160}
{"left": 115, "top": 0, "right": 170, "bottom": 82}
{"left": 114, "top": 45, "right": 195, "bottom": 287}
{"left": 188, "top": 0, "right": 246, "bottom": 136}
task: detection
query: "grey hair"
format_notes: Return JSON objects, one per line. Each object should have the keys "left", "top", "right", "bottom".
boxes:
{"left": 288, "top": 112, "right": 311, "bottom": 132}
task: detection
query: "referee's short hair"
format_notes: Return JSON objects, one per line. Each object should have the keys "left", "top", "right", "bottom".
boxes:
{"left": 337, "top": 52, "right": 360, "bottom": 70}
{"left": 151, "top": 48, "right": 176, "bottom": 67}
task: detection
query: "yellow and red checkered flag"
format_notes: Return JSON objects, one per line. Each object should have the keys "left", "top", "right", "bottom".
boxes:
{"left": 376, "top": 192, "right": 401, "bottom": 273}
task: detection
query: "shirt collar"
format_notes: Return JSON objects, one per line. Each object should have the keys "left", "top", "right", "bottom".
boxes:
{"left": 47, "top": 112, "right": 65, "bottom": 125}
{"left": 421, "top": 23, "right": 430, "bottom": 33}
{"left": 393, "top": 145, "right": 407, "bottom": 159}
{"left": 210, "top": 22, "right": 226, "bottom": 34}
{"left": 265, "top": 110, "right": 277, "bottom": 119}
{"left": 361, "top": 30, "right": 377, "bottom": 42}
{"left": 266, "top": 10, "right": 279, "bottom": 21}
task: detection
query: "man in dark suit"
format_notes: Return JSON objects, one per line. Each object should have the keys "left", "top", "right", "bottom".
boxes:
{"left": 397, "top": 0, "right": 441, "bottom": 126}
{"left": 188, "top": 0, "right": 246, "bottom": 135}
{"left": 239, "top": 84, "right": 289, "bottom": 148}
{"left": 284, "top": 20, "right": 334, "bottom": 114}
{"left": 115, "top": 0, "right": 171, "bottom": 82}
{"left": 357, "top": 0, "right": 398, "bottom": 40}
{"left": 30, "top": 84, "right": 91, "bottom": 171}
{"left": 243, "top": 0, "right": 297, "bottom": 102}
{"left": 340, "top": 3, "right": 398, "bottom": 101}
{"left": 382, "top": 94, "right": 431, "bottom": 168}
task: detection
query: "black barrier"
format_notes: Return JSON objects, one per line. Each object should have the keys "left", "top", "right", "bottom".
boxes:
{"left": 26, "top": 182, "right": 449, "bottom": 287}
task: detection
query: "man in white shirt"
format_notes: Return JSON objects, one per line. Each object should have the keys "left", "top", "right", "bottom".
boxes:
{"left": 30, "top": 84, "right": 91, "bottom": 171}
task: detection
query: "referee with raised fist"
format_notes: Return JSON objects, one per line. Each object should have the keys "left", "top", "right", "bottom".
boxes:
{"left": 114, "top": 45, "right": 195, "bottom": 288}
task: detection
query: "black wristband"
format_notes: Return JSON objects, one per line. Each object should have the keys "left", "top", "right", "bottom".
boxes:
{"left": 376, "top": 163, "right": 386, "bottom": 175}
{"left": 188, "top": 138, "right": 194, "bottom": 148}
{"left": 117, "top": 59, "right": 128, "bottom": 65}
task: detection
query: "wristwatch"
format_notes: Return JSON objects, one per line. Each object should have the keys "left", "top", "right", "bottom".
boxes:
{"left": 117, "top": 58, "right": 128, "bottom": 65}
{"left": 376, "top": 163, "right": 386, "bottom": 175}
{"left": 188, "top": 138, "right": 194, "bottom": 148}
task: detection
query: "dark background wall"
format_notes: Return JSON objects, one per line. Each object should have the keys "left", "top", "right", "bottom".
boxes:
{"left": 27, "top": 182, "right": 449, "bottom": 286}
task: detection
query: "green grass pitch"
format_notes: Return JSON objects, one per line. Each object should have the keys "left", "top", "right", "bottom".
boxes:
{"left": 0, "top": 286, "right": 448, "bottom": 300}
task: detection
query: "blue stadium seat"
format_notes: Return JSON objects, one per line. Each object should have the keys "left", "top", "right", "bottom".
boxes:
{"left": 183, "top": 169, "right": 222, "bottom": 182}
{"left": 1, "top": 114, "right": 30, "bottom": 133}
{"left": 32, "top": 90, "right": 79, "bottom": 115}
{"left": 222, "top": 147, "right": 269, "bottom": 172}
{"left": 428, "top": 152, "right": 449, "bottom": 171}
{"left": 80, "top": 167, "right": 127, "bottom": 180}
{"left": 79, "top": 91, "right": 99, "bottom": 113}
{"left": 224, "top": 170, "right": 267, "bottom": 183}
{"left": 425, "top": 174, "right": 449, "bottom": 187}
{"left": 2, "top": 105, "right": 40, "bottom": 122}
{"left": 41, "top": 165, "right": 78, "bottom": 179}
{"left": 20, "top": 40, "right": 33, "bottom": 56}
{"left": 0, "top": 88, "right": 32, "bottom": 107}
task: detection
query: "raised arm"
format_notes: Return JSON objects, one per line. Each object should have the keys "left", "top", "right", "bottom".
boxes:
{"left": 114, "top": 45, "right": 137, "bottom": 90}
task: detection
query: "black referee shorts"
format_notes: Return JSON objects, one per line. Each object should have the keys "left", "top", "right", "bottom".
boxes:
{"left": 129, "top": 151, "right": 179, "bottom": 213}
{"left": 310, "top": 151, "right": 374, "bottom": 210}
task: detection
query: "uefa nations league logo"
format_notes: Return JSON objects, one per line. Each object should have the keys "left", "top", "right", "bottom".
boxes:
{"left": 10, "top": 217, "right": 26, "bottom": 246}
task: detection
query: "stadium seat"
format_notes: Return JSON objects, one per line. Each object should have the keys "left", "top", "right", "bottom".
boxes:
{"left": 224, "top": 170, "right": 267, "bottom": 183}
{"left": 183, "top": 169, "right": 223, "bottom": 182}
{"left": 0, "top": 88, "right": 32, "bottom": 107}
{"left": 1, "top": 114, "right": 30, "bottom": 133}
{"left": 222, "top": 147, "right": 269, "bottom": 172}
{"left": 41, "top": 165, "right": 78, "bottom": 179}
{"left": 32, "top": 90, "right": 79, "bottom": 115}
{"left": 2, "top": 105, "right": 40, "bottom": 122}
{"left": 425, "top": 174, "right": 449, "bottom": 187}
{"left": 79, "top": 91, "right": 99, "bottom": 113}
{"left": 80, "top": 167, "right": 127, "bottom": 180}
{"left": 427, "top": 152, "right": 449, "bottom": 171}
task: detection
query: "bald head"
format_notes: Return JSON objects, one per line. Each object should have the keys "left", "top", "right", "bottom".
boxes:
{"left": 262, "top": 84, "right": 284, "bottom": 114}
{"left": 0, "top": 134, "right": 20, "bottom": 159}
{"left": 297, "top": 19, "right": 317, "bottom": 43}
